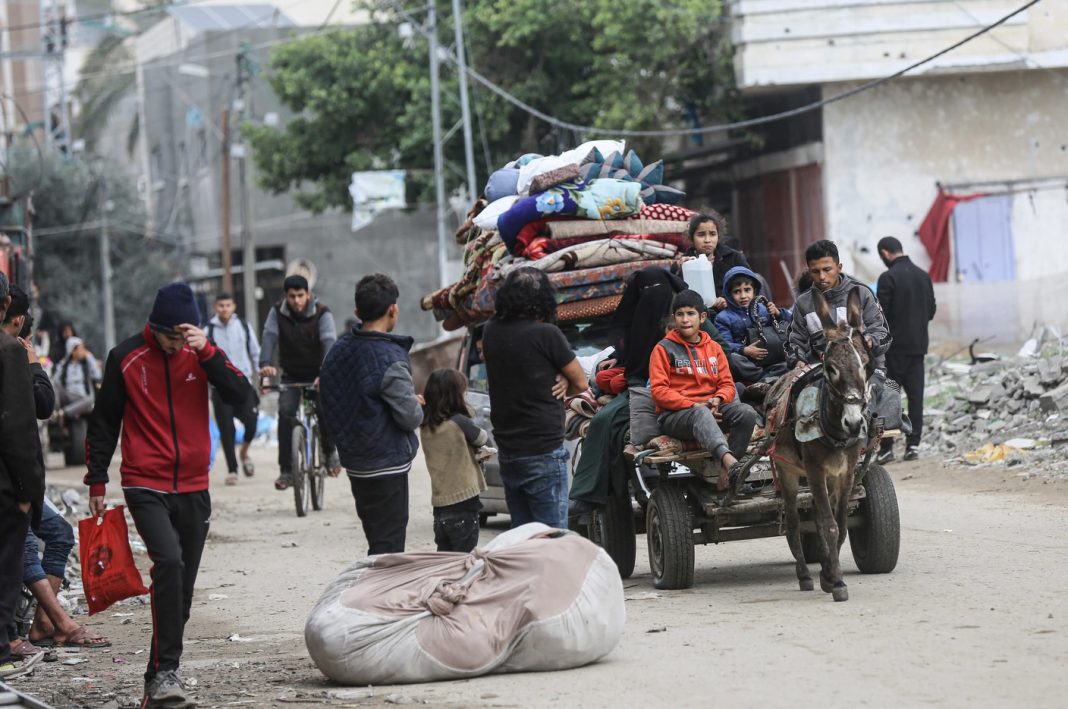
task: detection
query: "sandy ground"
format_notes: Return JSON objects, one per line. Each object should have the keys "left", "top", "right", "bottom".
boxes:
{"left": 15, "top": 446, "right": 1068, "bottom": 709}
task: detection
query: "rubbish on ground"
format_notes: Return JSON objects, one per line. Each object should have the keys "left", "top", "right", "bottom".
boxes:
{"left": 646, "top": 627, "right": 667, "bottom": 633}
{"left": 62, "top": 658, "right": 88, "bottom": 665}
{"left": 208, "top": 594, "right": 229, "bottom": 601}
{"left": 332, "top": 688, "right": 375, "bottom": 700}
{"left": 625, "top": 592, "right": 661, "bottom": 601}
{"left": 227, "top": 633, "right": 254, "bottom": 642}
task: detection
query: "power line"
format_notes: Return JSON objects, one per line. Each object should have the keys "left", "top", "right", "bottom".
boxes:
{"left": 386, "top": 0, "right": 1045, "bottom": 137}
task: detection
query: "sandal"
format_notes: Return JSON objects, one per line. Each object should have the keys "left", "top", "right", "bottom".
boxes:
{"left": 55, "top": 625, "right": 111, "bottom": 648}
{"left": 226, "top": 472, "right": 238, "bottom": 486}
{"left": 10, "top": 640, "right": 45, "bottom": 660}
{"left": 242, "top": 459, "right": 255, "bottom": 477}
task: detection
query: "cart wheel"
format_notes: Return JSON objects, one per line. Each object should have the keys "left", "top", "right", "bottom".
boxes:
{"left": 65, "top": 418, "right": 87, "bottom": 466}
{"left": 850, "top": 463, "right": 900, "bottom": 573}
{"left": 647, "top": 485, "right": 694, "bottom": 590}
{"left": 596, "top": 492, "right": 636, "bottom": 580}
{"left": 292, "top": 428, "right": 309, "bottom": 518}
{"left": 801, "top": 532, "right": 822, "bottom": 564}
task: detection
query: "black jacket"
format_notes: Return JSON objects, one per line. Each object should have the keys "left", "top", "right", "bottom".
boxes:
{"left": 877, "top": 256, "right": 937, "bottom": 356}
{"left": 0, "top": 332, "right": 43, "bottom": 516}
{"left": 31, "top": 362, "right": 55, "bottom": 419}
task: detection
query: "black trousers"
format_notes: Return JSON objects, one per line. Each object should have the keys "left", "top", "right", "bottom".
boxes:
{"left": 433, "top": 505, "right": 480, "bottom": 553}
{"left": 885, "top": 353, "right": 925, "bottom": 448}
{"left": 212, "top": 389, "right": 259, "bottom": 474}
{"left": 0, "top": 502, "right": 31, "bottom": 664}
{"left": 348, "top": 475, "right": 408, "bottom": 556}
{"left": 124, "top": 488, "right": 211, "bottom": 681}
{"left": 278, "top": 384, "right": 335, "bottom": 474}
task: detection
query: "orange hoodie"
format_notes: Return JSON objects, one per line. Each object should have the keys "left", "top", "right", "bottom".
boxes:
{"left": 649, "top": 328, "right": 736, "bottom": 413}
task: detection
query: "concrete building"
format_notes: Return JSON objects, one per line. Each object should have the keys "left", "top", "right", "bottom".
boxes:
{"left": 722, "top": 0, "right": 1068, "bottom": 343}
{"left": 0, "top": 0, "right": 46, "bottom": 136}
{"left": 127, "top": 3, "right": 446, "bottom": 342}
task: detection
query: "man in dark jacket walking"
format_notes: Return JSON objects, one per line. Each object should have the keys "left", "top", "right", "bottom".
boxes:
{"left": 258, "top": 275, "right": 339, "bottom": 489}
{"left": 86, "top": 282, "right": 249, "bottom": 707}
{"left": 876, "top": 236, "right": 937, "bottom": 462}
{"left": 0, "top": 274, "right": 45, "bottom": 677}
{"left": 320, "top": 274, "right": 423, "bottom": 555}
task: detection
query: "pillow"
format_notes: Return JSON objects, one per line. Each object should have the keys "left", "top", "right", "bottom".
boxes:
{"left": 628, "top": 387, "right": 659, "bottom": 447}
{"left": 485, "top": 168, "right": 520, "bottom": 202}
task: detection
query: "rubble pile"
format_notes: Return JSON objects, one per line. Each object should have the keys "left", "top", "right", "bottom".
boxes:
{"left": 923, "top": 348, "right": 1068, "bottom": 478}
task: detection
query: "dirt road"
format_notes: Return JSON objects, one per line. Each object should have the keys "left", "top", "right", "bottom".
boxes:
{"left": 19, "top": 449, "right": 1068, "bottom": 708}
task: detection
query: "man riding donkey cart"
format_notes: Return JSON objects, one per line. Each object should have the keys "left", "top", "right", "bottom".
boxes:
{"left": 730, "top": 239, "right": 896, "bottom": 601}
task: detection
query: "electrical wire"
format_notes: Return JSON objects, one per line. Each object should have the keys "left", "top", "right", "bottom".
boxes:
{"left": 386, "top": 0, "right": 1045, "bottom": 137}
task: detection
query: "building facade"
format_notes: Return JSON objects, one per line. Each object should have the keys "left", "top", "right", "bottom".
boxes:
{"left": 725, "top": 0, "right": 1068, "bottom": 342}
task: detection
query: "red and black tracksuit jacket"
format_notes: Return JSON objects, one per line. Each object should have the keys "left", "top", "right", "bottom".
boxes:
{"left": 85, "top": 325, "right": 251, "bottom": 497}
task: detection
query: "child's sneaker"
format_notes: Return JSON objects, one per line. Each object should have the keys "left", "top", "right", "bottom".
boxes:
{"left": 904, "top": 446, "right": 919, "bottom": 461}
{"left": 875, "top": 448, "right": 894, "bottom": 465}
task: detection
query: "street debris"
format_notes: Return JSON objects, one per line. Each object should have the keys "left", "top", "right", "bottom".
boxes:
{"left": 921, "top": 343, "right": 1068, "bottom": 480}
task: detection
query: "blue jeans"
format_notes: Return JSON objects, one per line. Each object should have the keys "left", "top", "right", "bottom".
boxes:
{"left": 498, "top": 446, "right": 569, "bottom": 530}
{"left": 23, "top": 501, "right": 75, "bottom": 584}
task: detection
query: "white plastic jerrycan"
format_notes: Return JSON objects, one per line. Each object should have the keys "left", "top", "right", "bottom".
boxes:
{"left": 681, "top": 254, "right": 716, "bottom": 307}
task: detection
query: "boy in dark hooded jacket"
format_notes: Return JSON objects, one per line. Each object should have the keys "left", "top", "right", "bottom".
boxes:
{"left": 715, "top": 266, "right": 792, "bottom": 387}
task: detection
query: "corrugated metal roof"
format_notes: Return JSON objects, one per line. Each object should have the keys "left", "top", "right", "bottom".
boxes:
{"left": 167, "top": 4, "right": 295, "bottom": 31}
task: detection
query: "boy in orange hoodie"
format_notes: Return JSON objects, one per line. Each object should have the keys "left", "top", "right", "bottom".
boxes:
{"left": 649, "top": 290, "right": 758, "bottom": 490}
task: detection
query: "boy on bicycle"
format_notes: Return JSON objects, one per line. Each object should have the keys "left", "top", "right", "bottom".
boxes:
{"left": 258, "top": 275, "right": 340, "bottom": 489}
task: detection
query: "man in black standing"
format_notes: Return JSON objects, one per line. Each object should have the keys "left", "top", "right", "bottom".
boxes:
{"left": 875, "top": 236, "right": 937, "bottom": 462}
{"left": 0, "top": 273, "right": 44, "bottom": 677}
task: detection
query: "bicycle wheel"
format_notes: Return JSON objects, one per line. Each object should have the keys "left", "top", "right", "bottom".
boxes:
{"left": 310, "top": 425, "right": 325, "bottom": 511}
{"left": 291, "top": 426, "right": 310, "bottom": 517}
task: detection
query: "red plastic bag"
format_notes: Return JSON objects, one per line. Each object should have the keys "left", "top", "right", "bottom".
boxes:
{"left": 79, "top": 506, "right": 149, "bottom": 615}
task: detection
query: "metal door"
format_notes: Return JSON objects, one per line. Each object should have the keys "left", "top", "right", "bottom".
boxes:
{"left": 952, "top": 194, "right": 1015, "bottom": 282}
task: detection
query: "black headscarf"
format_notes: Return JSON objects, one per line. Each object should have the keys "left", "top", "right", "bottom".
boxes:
{"left": 613, "top": 267, "right": 688, "bottom": 382}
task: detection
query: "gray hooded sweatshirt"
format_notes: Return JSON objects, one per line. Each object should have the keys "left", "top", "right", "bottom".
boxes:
{"left": 786, "top": 274, "right": 891, "bottom": 370}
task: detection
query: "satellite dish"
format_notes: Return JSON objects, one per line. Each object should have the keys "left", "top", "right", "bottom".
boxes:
{"left": 286, "top": 258, "right": 318, "bottom": 289}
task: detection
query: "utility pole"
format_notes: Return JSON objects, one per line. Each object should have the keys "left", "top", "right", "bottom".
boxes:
{"left": 428, "top": 0, "right": 448, "bottom": 290}
{"left": 220, "top": 108, "right": 233, "bottom": 294}
{"left": 235, "top": 46, "right": 258, "bottom": 333}
{"left": 39, "top": 0, "right": 71, "bottom": 153}
{"left": 99, "top": 177, "right": 116, "bottom": 351}
{"left": 451, "top": 0, "right": 477, "bottom": 203}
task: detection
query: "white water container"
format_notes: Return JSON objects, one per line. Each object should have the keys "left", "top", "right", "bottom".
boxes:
{"left": 681, "top": 255, "right": 716, "bottom": 307}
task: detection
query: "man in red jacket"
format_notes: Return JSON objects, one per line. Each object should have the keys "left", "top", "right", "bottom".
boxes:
{"left": 649, "top": 290, "right": 758, "bottom": 491}
{"left": 86, "top": 282, "right": 249, "bottom": 708}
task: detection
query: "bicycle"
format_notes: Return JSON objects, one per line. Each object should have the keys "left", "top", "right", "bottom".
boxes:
{"left": 265, "top": 382, "right": 327, "bottom": 517}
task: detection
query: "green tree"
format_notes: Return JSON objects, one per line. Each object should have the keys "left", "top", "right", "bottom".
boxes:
{"left": 8, "top": 146, "right": 177, "bottom": 354}
{"left": 246, "top": 0, "right": 735, "bottom": 212}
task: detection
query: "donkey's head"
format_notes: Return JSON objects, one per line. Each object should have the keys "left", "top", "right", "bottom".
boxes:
{"left": 812, "top": 287, "right": 872, "bottom": 436}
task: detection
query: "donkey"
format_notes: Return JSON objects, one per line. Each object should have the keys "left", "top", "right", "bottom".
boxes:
{"left": 773, "top": 287, "right": 873, "bottom": 602}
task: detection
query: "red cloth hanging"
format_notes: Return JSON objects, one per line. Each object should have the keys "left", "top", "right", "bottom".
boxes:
{"left": 917, "top": 188, "right": 987, "bottom": 282}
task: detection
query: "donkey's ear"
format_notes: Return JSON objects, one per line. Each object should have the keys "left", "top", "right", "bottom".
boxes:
{"left": 813, "top": 287, "right": 835, "bottom": 330}
{"left": 846, "top": 288, "right": 865, "bottom": 332}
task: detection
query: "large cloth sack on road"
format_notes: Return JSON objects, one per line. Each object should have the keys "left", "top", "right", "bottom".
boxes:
{"left": 305, "top": 524, "right": 625, "bottom": 685}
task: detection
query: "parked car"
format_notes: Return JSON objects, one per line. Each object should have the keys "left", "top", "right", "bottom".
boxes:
{"left": 457, "top": 316, "right": 618, "bottom": 525}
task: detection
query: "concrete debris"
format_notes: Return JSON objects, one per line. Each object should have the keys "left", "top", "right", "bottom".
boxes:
{"left": 922, "top": 344, "right": 1068, "bottom": 481}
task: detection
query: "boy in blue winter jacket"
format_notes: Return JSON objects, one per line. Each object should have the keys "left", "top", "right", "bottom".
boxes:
{"left": 714, "top": 266, "right": 792, "bottom": 389}
{"left": 320, "top": 274, "right": 423, "bottom": 556}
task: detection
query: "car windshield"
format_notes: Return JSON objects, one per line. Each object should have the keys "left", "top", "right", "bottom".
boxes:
{"left": 465, "top": 315, "right": 618, "bottom": 393}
